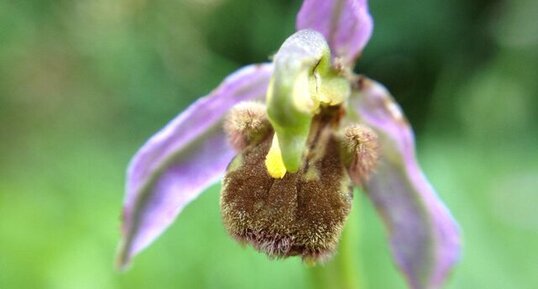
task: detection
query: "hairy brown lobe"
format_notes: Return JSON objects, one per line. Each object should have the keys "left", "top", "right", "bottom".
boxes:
{"left": 342, "top": 124, "right": 379, "bottom": 186}
{"left": 220, "top": 106, "right": 353, "bottom": 263}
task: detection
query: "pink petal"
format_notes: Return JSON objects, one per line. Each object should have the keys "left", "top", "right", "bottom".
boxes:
{"left": 296, "top": 0, "right": 373, "bottom": 64}
{"left": 350, "top": 76, "right": 461, "bottom": 289}
{"left": 117, "top": 64, "right": 273, "bottom": 269}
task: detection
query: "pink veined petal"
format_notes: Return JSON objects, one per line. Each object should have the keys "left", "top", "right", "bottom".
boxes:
{"left": 350, "top": 76, "right": 461, "bottom": 289}
{"left": 117, "top": 63, "right": 273, "bottom": 269}
{"left": 296, "top": 0, "right": 373, "bottom": 65}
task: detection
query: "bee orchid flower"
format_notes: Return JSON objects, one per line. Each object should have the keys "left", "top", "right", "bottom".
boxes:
{"left": 117, "top": 1, "right": 461, "bottom": 289}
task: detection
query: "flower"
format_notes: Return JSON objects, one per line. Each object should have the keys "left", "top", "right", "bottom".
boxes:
{"left": 117, "top": 1, "right": 461, "bottom": 289}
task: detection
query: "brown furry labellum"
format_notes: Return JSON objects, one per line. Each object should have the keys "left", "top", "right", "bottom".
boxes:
{"left": 221, "top": 104, "right": 377, "bottom": 263}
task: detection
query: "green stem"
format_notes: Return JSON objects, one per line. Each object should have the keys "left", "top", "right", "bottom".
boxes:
{"left": 307, "top": 197, "right": 366, "bottom": 289}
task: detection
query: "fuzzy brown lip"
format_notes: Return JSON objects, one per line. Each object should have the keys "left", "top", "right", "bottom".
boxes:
{"left": 220, "top": 105, "right": 353, "bottom": 263}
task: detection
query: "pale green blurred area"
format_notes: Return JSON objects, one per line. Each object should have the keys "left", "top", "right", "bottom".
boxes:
{"left": 1, "top": 0, "right": 537, "bottom": 288}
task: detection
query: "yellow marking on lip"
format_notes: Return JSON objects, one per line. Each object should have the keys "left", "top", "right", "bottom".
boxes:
{"left": 265, "top": 134, "right": 287, "bottom": 179}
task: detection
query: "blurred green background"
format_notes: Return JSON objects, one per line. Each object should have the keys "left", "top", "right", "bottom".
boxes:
{"left": 1, "top": 0, "right": 537, "bottom": 288}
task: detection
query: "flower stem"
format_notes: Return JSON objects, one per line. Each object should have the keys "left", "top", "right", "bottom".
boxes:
{"left": 307, "top": 197, "right": 365, "bottom": 289}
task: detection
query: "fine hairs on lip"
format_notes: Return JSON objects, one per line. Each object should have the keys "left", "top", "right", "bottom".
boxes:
{"left": 220, "top": 103, "right": 369, "bottom": 263}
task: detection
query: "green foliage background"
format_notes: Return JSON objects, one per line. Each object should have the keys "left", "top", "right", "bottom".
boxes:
{"left": 1, "top": 0, "right": 537, "bottom": 288}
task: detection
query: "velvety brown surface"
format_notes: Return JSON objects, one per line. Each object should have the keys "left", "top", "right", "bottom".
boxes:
{"left": 220, "top": 107, "right": 353, "bottom": 262}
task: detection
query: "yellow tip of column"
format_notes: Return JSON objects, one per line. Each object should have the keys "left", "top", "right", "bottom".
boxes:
{"left": 265, "top": 134, "right": 287, "bottom": 179}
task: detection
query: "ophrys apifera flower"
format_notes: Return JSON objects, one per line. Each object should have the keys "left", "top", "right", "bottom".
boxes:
{"left": 117, "top": 1, "right": 461, "bottom": 288}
